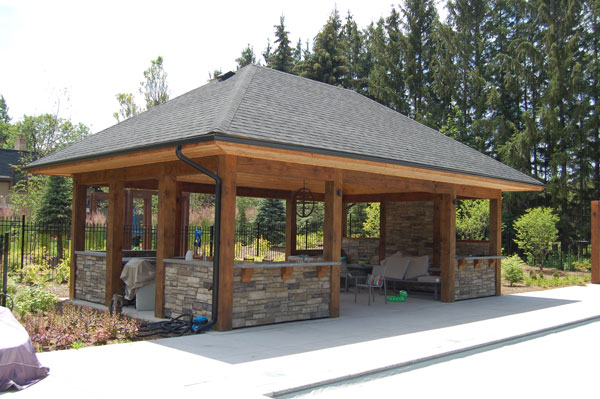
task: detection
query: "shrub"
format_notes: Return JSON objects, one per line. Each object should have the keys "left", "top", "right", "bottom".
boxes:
{"left": 12, "top": 284, "right": 58, "bottom": 318}
{"left": 502, "top": 255, "right": 525, "bottom": 286}
{"left": 513, "top": 207, "right": 559, "bottom": 271}
{"left": 571, "top": 259, "right": 591, "bottom": 272}
{"left": 456, "top": 199, "right": 489, "bottom": 240}
{"left": 54, "top": 256, "right": 70, "bottom": 284}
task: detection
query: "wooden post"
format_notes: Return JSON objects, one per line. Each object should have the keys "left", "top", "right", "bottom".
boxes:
{"left": 181, "top": 192, "right": 190, "bottom": 255}
{"left": 70, "top": 178, "right": 87, "bottom": 299}
{"left": 489, "top": 197, "right": 502, "bottom": 295}
{"left": 143, "top": 193, "right": 153, "bottom": 250}
{"left": 215, "top": 155, "right": 237, "bottom": 331}
{"left": 155, "top": 172, "right": 177, "bottom": 318}
{"left": 379, "top": 201, "right": 386, "bottom": 262}
{"left": 440, "top": 188, "right": 456, "bottom": 303}
{"left": 105, "top": 180, "right": 124, "bottom": 305}
{"left": 285, "top": 193, "right": 297, "bottom": 259}
{"left": 324, "top": 170, "right": 342, "bottom": 318}
{"left": 433, "top": 196, "right": 442, "bottom": 269}
{"left": 592, "top": 201, "right": 600, "bottom": 284}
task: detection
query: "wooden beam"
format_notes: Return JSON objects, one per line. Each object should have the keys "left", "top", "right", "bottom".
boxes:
{"left": 593, "top": 201, "right": 600, "bottom": 284}
{"left": 216, "top": 141, "right": 543, "bottom": 192}
{"left": 343, "top": 192, "right": 436, "bottom": 203}
{"left": 70, "top": 179, "right": 87, "bottom": 299}
{"left": 155, "top": 172, "right": 177, "bottom": 318}
{"left": 177, "top": 181, "right": 319, "bottom": 201}
{"left": 285, "top": 194, "right": 297, "bottom": 259}
{"left": 433, "top": 196, "right": 441, "bottom": 269}
{"left": 215, "top": 155, "right": 237, "bottom": 331}
{"left": 124, "top": 180, "right": 158, "bottom": 190}
{"left": 76, "top": 157, "right": 218, "bottom": 185}
{"left": 106, "top": 180, "right": 124, "bottom": 305}
{"left": 489, "top": 198, "right": 503, "bottom": 294}
{"left": 440, "top": 188, "right": 456, "bottom": 303}
{"left": 236, "top": 156, "right": 336, "bottom": 181}
{"left": 324, "top": 170, "right": 343, "bottom": 318}
{"left": 379, "top": 201, "right": 386, "bottom": 262}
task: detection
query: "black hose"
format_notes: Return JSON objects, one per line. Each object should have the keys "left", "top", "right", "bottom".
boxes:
{"left": 175, "top": 146, "right": 221, "bottom": 333}
{"left": 137, "top": 314, "right": 193, "bottom": 338}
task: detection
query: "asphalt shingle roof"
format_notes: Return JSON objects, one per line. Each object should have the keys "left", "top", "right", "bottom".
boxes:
{"left": 29, "top": 65, "right": 542, "bottom": 187}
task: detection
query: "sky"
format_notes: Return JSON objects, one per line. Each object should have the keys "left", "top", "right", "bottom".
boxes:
{"left": 0, "top": 0, "right": 446, "bottom": 135}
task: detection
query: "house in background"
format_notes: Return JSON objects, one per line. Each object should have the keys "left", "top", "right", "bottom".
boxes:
{"left": 0, "top": 135, "right": 29, "bottom": 208}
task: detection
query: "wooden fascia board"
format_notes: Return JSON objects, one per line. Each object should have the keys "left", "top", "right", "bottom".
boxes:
{"left": 216, "top": 141, "right": 542, "bottom": 192}
{"left": 28, "top": 142, "right": 222, "bottom": 177}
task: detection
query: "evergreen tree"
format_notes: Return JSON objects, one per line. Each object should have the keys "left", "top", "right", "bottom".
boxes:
{"left": 268, "top": 16, "right": 295, "bottom": 73}
{"left": 446, "top": 0, "right": 493, "bottom": 153}
{"left": 35, "top": 176, "right": 72, "bottom": 260}
{"left": 253, "top": 199, "right": 286, "bottom": 244}
{"left": 294, "top": 8, "right": 349, "bottom": 86}
{"left": 340, "top": 11, "right": 369, "bottom": 92}
{"left": 401, "top": 0, "right": 438, "bottom": 121}
{"left": 0, "top": 95, "right": 11, "bottom": 145}
{"left": 236, "top": 44, "right": 257, "bottom": 69}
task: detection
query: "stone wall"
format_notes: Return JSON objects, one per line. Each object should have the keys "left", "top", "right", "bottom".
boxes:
{"left": 342, "top": 237, "right": 380, "bottom": 264}
{"left": 74, "top": 253, "right": 106, "bottom": 304}
{"left": 385, "top": 201, "right": 434, "bottom": 259}
{"left": 164, "top": 260, "right": 213, "bottom": 318}
{"left": 456, "top": 240, "right": 490, "bottom": 257}
{"left": 232, "top": 267, "right": 330, "bottom": 328}
{"left": 455, "top": 262, "right": 496, "bottom": 300}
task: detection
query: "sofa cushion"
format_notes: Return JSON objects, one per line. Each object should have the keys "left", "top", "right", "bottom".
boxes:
{"left": 384, "top": 255, "right": 411, "bottom": 280}
{"left": 404, "top": 256, "right": 429, "bottom": 280}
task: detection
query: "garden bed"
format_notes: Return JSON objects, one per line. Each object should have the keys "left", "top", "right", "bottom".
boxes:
{"left": 502, "top": 264, "right": 591, "bottom": 295}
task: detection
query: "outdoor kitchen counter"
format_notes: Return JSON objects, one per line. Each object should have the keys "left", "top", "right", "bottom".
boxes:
{"left": 162, "top": 258, "right": 337, "bottom": 328}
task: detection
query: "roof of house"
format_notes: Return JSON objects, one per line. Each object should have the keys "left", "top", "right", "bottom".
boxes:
{"left": 28, "top": 64, "right": 542, "bottom": 187}
{"left": 0, "top": 148, "right": 29, "bottom": 179}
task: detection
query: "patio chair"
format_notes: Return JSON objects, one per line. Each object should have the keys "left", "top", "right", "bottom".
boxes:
{"left": 354, "top": 264, "right": 388, "bottom": 305}
{"left": 340, "top": 264, "right": 354, "bottom": 292}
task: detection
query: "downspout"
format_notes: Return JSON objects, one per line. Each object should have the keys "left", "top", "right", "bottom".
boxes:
{"left": 175, "top": 145, "right": 221, "bottom": 332}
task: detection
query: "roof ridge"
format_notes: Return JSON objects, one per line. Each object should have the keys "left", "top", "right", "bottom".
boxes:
{"left": 211, "top": 65, "right": 258, "bottom": 133}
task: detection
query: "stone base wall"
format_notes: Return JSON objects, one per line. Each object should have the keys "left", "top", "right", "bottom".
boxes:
{"left": 385, "top": 201, "right": 434, "bottom": 259}
{"left": 164, "top": 261, "right": 213, "bottom": 318}
{"left": 232, "top": 267, "right": 330, "bottom": 328}
{"left": 342, "top": 238, "right": 380, "bottom": 264}
{"left": 456, "top": 241, "right": 490, "bottom": 257}
{"left": 75, "top": 254, "right": 106, "bottom": 304}
{"left": 455, "top": 262, "right": 496, "bottom": 300}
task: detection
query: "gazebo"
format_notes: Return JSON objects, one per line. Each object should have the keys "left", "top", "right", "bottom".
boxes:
{"left": 27, "top": 65, "right": 543, "bottom": 331}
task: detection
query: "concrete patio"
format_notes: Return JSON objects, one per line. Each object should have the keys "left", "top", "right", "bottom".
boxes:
{"left": 8, "top": 285, "right": 600, "bottom": 398}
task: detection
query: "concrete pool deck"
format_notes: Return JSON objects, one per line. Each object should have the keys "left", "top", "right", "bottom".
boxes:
{"left": 8, "top": 285, "right": 600, "bottom": 398}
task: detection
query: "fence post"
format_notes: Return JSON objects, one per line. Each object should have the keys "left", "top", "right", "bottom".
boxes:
{"left": 305, "top": 222, "right": 308, "bottom": 250}
{"left": 2, "top": 232, "right": 8, "bottom": 307}
{"left": 20, "top": 214, "right": 25, "bottom": 270}
{"left": 209, "top": 225, "right": 214, "bottom": 257}
{"left": 348, "top": 214, "right": 352, "bottom": 238}
{"left": 256, "top": 222, "right": 260, "bottom": 257}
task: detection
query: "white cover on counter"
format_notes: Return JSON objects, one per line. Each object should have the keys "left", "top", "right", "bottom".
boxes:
{"left": 120, "top": 259, "right": 155, "bottom": 300}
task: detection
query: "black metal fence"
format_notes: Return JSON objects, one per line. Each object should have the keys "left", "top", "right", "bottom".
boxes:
{"left": 0, "top": 217, "right": 325, "bottom": 269}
